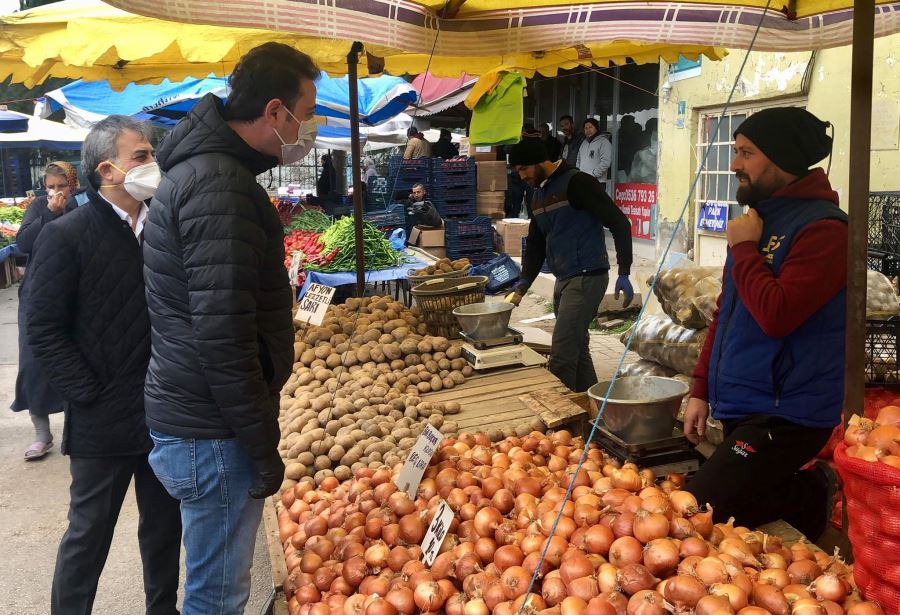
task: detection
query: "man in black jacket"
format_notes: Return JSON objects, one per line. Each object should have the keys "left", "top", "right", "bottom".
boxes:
{"left": 142, "top": 42, "right": 315, "bottom": 614}
{"left": 26, "top": 116, "right": 181, "bottom": 615}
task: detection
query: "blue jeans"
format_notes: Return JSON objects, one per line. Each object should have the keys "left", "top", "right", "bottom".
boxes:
{"left": 148, "top": 430, "right": 263, "bottom": 615}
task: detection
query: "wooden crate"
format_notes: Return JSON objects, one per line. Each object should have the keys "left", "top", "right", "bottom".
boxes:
{"left": 0, "top": 257, "right": 19, "bottom": 289}
{"left": 263, "top": 496, "right": 290, "bottom": 613}
{"left": 424, "top": 365, "right": 568, "bottom": 433}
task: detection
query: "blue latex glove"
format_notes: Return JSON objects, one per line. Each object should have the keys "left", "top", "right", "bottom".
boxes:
{"left": 615, "top": 275, "right": 634, "bottom": 308}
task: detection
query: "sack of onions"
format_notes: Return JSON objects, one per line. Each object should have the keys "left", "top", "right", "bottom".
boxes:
{"left": 276, "top": 429, "right": 866, "bottom": 615}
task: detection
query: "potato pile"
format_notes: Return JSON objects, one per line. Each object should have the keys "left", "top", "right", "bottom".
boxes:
{"left": 650, "top": 266, "right": 721, "bottom": 330}
{"left": 867, "top": 270, "right": 900, "bottom": 317}
{"left": 279, "top": 295, "right": 477, "bottom": 488}
{"left": 620, "top": 314, "right": 707, "bottom": 377}
{"left": 412, "top": 257, "right": 470, "bottom": 277}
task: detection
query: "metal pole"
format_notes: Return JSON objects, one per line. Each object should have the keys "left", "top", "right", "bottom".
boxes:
{"left": 347, "top": 41, "right": 366, "bottom": 297}
{"left": 843, "top": 0, "right": 875, "bottom": 423}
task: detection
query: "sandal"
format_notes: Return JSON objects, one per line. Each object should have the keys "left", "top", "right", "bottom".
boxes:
{"left": 24, "top": 440, "right": 53, "bottom": 460}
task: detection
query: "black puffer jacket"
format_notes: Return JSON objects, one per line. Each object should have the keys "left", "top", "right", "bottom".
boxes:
{"left": 143, "top": 94, "right": 294, "bottom": 462}
{"left": 26, "top": 187, "right": 151, "bottom": 457}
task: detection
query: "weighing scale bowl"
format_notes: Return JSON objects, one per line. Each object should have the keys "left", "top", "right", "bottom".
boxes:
{"left": 453, "top": 302, "right": 515, "bottom": 340}
{"left": 587, "top": 376, "right": 690, "bottom": 444}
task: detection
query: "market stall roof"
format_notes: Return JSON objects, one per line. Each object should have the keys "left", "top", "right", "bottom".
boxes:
{"left": 0, "top": 0, "right": 729, "bottom": 88}
{"left": 0, "top": 116, "right": 88, "bottom": 150}
{"left": 0, "top": 109, "right": 32, "bottom": 133}
{"left": 409, "top": 72, "right": 477, "bottom": 117}
{"left": 37, "top": 72, "right": 416, "bottom": 129}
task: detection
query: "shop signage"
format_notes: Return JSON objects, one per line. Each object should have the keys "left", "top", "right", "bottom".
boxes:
{"left": 697, "top": 202, "right": 729, "bottom": 233}
{"left": 421, "top": 499, "right": 454, "bottom": 566}
{"left": 295, "top": 283, "right": 336, "bottom": 326}
{"left": 614, "top": 183, "right": 656, "bottom": 241}
{"left": 395, "top": 424, "right": 444, "bottom": 498}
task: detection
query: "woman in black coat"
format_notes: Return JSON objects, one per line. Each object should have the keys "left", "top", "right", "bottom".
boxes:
{"left": 11, "top": 161, "right": 78, "bottom": 460}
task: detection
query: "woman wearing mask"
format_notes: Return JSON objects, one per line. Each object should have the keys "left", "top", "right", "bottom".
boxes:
{"left": 11, "top": 161, "right": 79, "bottom": 459}
{"left": 576, "top": 118, "right": 612, "bottom": 183}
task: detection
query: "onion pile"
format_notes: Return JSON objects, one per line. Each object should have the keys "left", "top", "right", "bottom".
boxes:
{"left": 845, "top": 407, "right": 900, "bottom": 469}
{"left": 276, "top": 430, "right": 884, "bottom": 615}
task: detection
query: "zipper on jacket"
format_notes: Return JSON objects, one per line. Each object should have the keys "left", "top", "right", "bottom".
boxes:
{"left": 712, "top": 291, "right": 738, "bottom": 412}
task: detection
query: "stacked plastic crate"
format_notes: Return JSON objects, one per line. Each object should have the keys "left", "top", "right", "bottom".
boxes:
{"left": 387, "top": 156, "right": 432, "bottom": 205}
{"left": 365, "top": 176, "right": 389, "bottom": 212}
{"left": 444, "top": 216, "right": 495, "bottom": 265}
{"left": 431, "top": 158, "right": 477, "bottom": 218}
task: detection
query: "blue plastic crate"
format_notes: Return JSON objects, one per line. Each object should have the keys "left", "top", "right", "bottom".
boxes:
{"left": 444, "top": 216, "right": 492, "bottom": 238}
{"left": 389, "top": 175, "right": 432, "bottom": 192}
{"left": 445, "top": 233, "right": 493, "bottom": 253}
{"left": 367, "top": 176, "right": 389, "bottom": 195}
{"left": 431, "top": 157, "right": 476, "bottom": 174}
{"left": 364, "top": 204, "right": 406, "bottom": 229}
{"left": 436, "top": 198, "right": 477, "bottom": 217}
{"left": 445, "top": 249, "right": 496, "bottom": 265}
{"left": 432, "top": 183, "right": 477, "bottom": 200}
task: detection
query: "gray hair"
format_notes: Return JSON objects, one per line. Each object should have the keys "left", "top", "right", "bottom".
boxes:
{"left": 82, "top": 115, "right": 153, "bottom": 188}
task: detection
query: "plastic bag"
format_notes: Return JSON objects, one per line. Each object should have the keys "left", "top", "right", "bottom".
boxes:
{"left": 867, "top": 270, "right": 900, "bottom": 317}
{"left": 621, "top": 314, "right": 707, "bottom": 376}
{"left": 389, "top": 228, "right": 407, "bottom": 250}
{"left": 649, "top": 265, "right": 722, "bottom": 330}
{"left": 618, "top": 360, "right": 677, "bottom": 378}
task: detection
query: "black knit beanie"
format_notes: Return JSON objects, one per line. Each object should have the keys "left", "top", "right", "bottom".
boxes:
{"left": 508, "top": 137, "right": 549, "bottom": 166}
{"left": 733, "top": 107, "right": 832, "bottom": 176}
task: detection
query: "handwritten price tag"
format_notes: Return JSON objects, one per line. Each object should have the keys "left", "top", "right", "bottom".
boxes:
{"left": 421, "top": 499, "right": 454, "bottom": 566}
{"left": 395, "top": 424, "right": 444, "bottom": 498}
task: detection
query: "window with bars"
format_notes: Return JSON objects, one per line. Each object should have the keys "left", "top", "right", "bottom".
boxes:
{"left": 694, "top": 101, "right": 807, "bottom": 231}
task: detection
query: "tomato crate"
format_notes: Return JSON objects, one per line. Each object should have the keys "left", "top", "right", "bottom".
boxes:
{"left": 436, "top": 198, "right": 478, "bottom": 218}
{"left": 431, "top": 157, "right": 476, "bottom": 173}
{"left": 389, "top": 156, "right": 431, "bottom": 176}
{"left": 444, "top": 216, "right": 492, "bottom": 238}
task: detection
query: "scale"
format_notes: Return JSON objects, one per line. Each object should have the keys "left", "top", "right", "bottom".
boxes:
{"left": 460, "top": 327, "right": 548, "bottom": 370}
{"left": 591, "top": 423, "right": 703, "bottom": 477}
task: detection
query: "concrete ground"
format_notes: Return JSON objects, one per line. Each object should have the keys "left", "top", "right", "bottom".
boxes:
{"left": 0, "top": 284, "right": 273, "bottom": 615}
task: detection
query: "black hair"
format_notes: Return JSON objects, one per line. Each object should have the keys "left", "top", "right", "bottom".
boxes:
{"left": 559, "top": 115, "right": 574, "bottom": 123}
{"left": 584, "top": 117, "right": 601, "bottom": 131}
{"left": 225, "top": 42, "right": 321, "bottom": 122}
{"left": 407, "top": 126, "right": 419, "bottom": 137}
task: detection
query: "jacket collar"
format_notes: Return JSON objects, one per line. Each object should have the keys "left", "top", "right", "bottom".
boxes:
{"left": 753, "top": 168, "right": 840, "bottom": 216}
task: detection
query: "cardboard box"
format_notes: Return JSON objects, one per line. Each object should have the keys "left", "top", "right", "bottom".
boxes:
{"left": 409, "top": 225, "right": 444, "bottom": 247}
{"left": 476, "top": 161, "right": 508, "bottom": 192}
{"left": 496, "top": 219, "right": 530, "bottom": 256}
{"left": 468, "top": 144, "right": 499, "bottom": 162}
{"left": 476, "top": 191, "right": 505, "bottom": 219}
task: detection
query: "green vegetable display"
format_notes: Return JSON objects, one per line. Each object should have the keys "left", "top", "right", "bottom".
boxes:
{"left": 287, "top": 209, "right": 332, "bottom": 234}
{"left": 305, "top": 217, "right": 406, "bottom": 273}
{"left": 0, "top": 207, "right": 25, "bottom": 225}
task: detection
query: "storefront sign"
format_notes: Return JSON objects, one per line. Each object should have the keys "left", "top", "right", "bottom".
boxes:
{"left": 614, "top": 183, "right": 656, "bottom": 241}
{"left": 295, "top": 283, "right": 336, "bottom": 326}
{"left": 421, "top": 499, "right": 454, "bottom": 566}
{"left": 395, "top": 424, "right": 444, "bottom": 498}
{"left": 697, "top": 202, "right": 729, "bottom": 233}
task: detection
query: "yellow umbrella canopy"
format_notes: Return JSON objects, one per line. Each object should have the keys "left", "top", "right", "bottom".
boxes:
{"left": 4, "top": 0, "right": 897, "bottom": 87}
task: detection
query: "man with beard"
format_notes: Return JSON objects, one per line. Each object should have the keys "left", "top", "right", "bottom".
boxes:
{"left": 505, "top": 137, "right": 633, "bottom": 393}
{"left": 683, "top": 107, "right": 844, "bottom": 541}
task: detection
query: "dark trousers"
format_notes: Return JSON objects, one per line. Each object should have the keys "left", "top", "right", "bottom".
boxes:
{"left": 51, "top": 454, "right": 182, "bottom": 615}
{"left": 686, "top": 414, "right": 833, "bottom": 540}
{"left": 550, "top": 273, "right": 609, "bottom": 392}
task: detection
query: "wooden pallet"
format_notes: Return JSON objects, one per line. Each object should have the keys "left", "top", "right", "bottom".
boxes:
{"left": 424, "top": 366, "right": 568, "bottom": 433}
{"left": 519, "top": 389, "right": 587, "bottom": 429}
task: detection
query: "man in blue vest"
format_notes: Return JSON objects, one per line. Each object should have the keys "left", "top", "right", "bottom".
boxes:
{"left": 683, "top": 107, "right": 844, "bottom": 540}
{"left": 506, "top": 137, "right": 634, "bottom": 392}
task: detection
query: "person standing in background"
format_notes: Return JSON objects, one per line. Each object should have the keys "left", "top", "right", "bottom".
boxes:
{"left": 317, "top": 153, "right": 337, "bottom": 199}
{"left": 559, "top": 115, "right": 584, "bottom": 168}
{"left": 576, "top": 117, "right": 612, "bottom": 182}
{"left": 12, "top": 161, "right": 79, "bottom": 460}
{"left": 432, "top": 129, "right": 458, "bottom": 159}
{"left": 403, "top": 126, "right": 432, "bottom": 159}
{"left": 541, "top": 123, "right": 563, "bottom": 162}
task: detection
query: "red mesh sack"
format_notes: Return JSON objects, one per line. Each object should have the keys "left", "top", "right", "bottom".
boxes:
{"left": 834, "top": 442, "right": 900, "bottom": 612}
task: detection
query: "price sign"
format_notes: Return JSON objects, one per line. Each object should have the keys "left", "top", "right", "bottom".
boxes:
{"left": 420, "top": 499, "right": 454, "bottom": 566}
{"left": 395, "top": 424, "right": 444, "bottom": 498}
{"left": 295, "top": 283, "right": 336, "bottom": 327}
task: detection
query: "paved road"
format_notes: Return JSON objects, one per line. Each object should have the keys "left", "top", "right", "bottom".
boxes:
{"left": 0, "top": 284, "right": 274, "bottom": 614}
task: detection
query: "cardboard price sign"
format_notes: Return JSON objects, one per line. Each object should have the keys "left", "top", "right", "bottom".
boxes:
{"left": 421, "top": 499, "right": 454, "bottom": 566}
{"left": 295, "top": 283, "right": 336, "bottom": 327}
{"left": 395, "top": 424, "right": 444, "bottom": 498}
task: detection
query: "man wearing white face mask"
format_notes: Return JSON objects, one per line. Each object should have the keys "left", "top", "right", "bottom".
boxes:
{"left": 142, "top": 43, "right": 319, "bottom": 615}
{"left": 26, "top": 115, "right": 182, "bottom": 615}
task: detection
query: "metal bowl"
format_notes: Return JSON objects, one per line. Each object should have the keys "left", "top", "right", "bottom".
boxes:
{"left": 452, "top": 302, "right": 514, "bottom": 340}
{"left": 587, "top": 376, "right": 690, "bottom": 443}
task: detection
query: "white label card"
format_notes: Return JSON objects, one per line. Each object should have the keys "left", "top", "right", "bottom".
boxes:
{"left": 295, "top": 283, "right": 336, "bottom": 327}
{"left": 421, "top": 499, "right": 454, "bottom": 566}
{"left": 395, "top": 424, "right": 444, "bottom": 498}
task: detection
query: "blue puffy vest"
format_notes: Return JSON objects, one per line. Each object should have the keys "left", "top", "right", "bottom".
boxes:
{"left": 531, "top": 166, "right": 610, "bottom": 281}
{"left": 707, "top": 197, "right": 847, "bottom": 429}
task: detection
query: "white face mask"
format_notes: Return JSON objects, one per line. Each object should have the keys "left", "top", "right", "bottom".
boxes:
{"left": 274, "top": 106, "right": 317, "bottom": 165}
{"left": 102, "top": 160, "right": 161, "bottom": 201}
{"left": 47, "top": 189, "right": 58, "bottom": 198}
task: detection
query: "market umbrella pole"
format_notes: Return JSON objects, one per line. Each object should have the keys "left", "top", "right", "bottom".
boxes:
{"left": 843, "top": 0, "right": 875, "bottom": 424}
{"left": 347, "top": 41, "right": 366, "bottom": 296}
